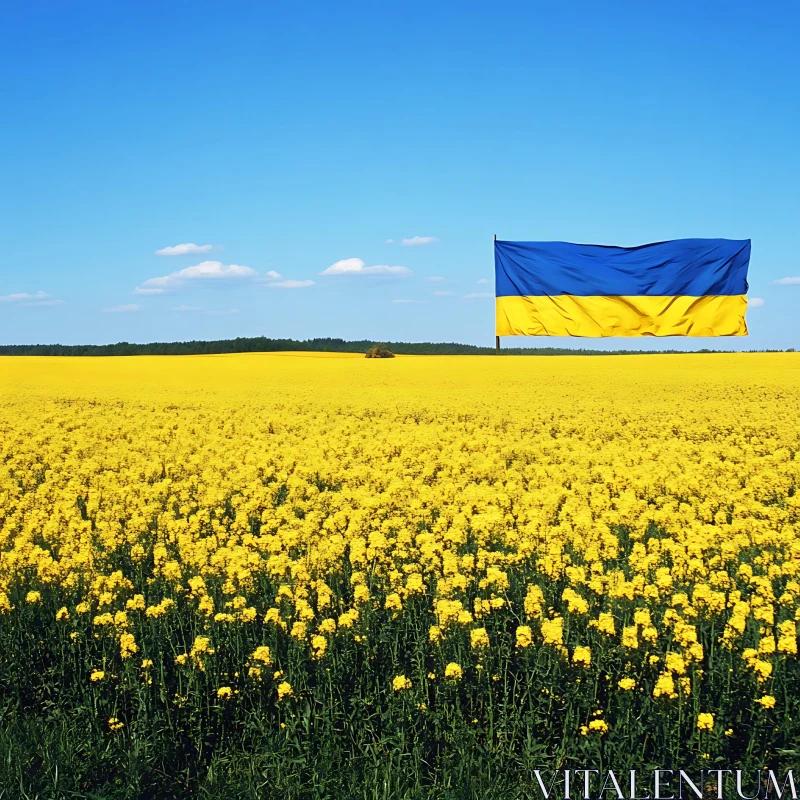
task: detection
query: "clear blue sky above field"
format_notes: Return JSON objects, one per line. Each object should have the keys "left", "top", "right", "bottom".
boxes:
{"left": 1, "top": 1, "right": 798, "bottom": 350}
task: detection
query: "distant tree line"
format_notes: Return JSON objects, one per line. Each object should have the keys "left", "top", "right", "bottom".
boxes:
{"left": 0, "top": 336, "right": 794, "bottom": 357}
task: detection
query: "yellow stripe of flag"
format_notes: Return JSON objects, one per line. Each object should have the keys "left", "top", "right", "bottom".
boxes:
{"left": 495, "top": 295, "right": 748, "bottom": 338}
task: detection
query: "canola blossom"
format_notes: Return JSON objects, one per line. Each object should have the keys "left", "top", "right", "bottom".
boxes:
{"left": 0, "top": 352, "right": 799, "bottom": 792}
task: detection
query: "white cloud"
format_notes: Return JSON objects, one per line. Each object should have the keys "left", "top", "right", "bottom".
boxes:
{"left": 0, "top": 291, "right": 63, "bottom": 307}
{"left": 401, "top": 236, "right": 438, "bottom": 247}
{"left": 103, "top": 304, "right": 141, "bottom": 313}
{"left": 1, "top": 291, "right": 46, "bottom": 302}
{"left": 172, "top": 305, "right": 203, "bottom": 312}
{"left": 135, "top": 260, "right": 258, "bottom": 295}
{"left": 1, "top": 291, "right": 47, "bottom": 303}
{"left": 749, "top": 297, "right": 765, "bottom": 308}
{"left": 425, "top": 276, "right": 446, "bottom": 283}
{"left": 385, "top": 239, "right": 394, "bottom": 244}
{"left": 265, "top": 270, "right": 282, "bottom": 280}
{"left": 461, "top": 292, "right": 493, "bottom": 300}
{"left": 773, "top": 277, "right": 800, "bottom": 285}
{"left": 476, "top": 278, "right": 489, "bottom": 284}
{"left": 319, "top": 257, "right": 411, "bottom": 277}
{"left": 267, "top": 279, "right": 315, "bottom": 289}
{"left": 155, "top": 243, "right": 213, "bottom": 256}
{"left": 433, "top": 291, "right": 456, "bottom": 296}
{"left": 134, "top": 277, "right": 172, "bottom": 295}
{"left": 176, "top": 261, "right": 255, "bottom": 279}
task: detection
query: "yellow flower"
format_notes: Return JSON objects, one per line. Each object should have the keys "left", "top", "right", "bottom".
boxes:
{"left": 751, "top": 659, "right": 773, "bottom": 682}
{"left": 90, "top": 670, "right": 105, "bottom": 682}
{"left": 311, "top": 635, "right": 327, "bottom": 660}
{"left": 642, "top": 625, "right": 658, "bottom": 644}
{"left": 524, "top": 584, "right": 545, "bottom": 619}
{"left": 618, "top": 677, "right": 636, "bottom": 691}
{"left": 515, "top": 625, "right": 533, "bottom": 649}
{"left": 251, "top": 646, "right": 272, "bottom": 665}
{"left": 633, "top": 609, "right": 651, "bottom": 626}
{"left": 457, "top": 610, "right": 473, "bottom": 625}
{"left": 697, "top": 713, "right": 714, "bottom": 731}
{"left": 777, "top": 620, "right": 797, "bottom": 655}
{"left": 592, "top": 613, "right": 615, "bottom": 636}
{"left": 55, "top": 607, "right": 70, "bottom": 622}
{"left": 572, "top": 646, "right": 591, "bottom": 667}
{"left": 621, "top": 625, "right": 638, "bottom": 649}
{"left": 588, "top": 719, "right": 609, "bottom": 734}
{"left": 353, "top": 584, "right": 370, "bottom": 604}
{"left": 217, "top": 686, "right": 233, "bottom": 699}
{"left": 338, "top": 609, "right": 358, "bottom": 629}
{"left": 405, "top": 574, "right": 425, "bottom": 596}
{"left": 119, "top": 632, "right": 138, "bottom": 659}
{"left": 563, "top": 587, "right": 589, "bottom": 615}
{"left": 470, "top": 627, "right": 490, "bottom": 649}
{"left": 108, "top": 717, "right": 124, "bottom": 732}
{"left": 264, "top": 607, "right": 285, "bottom": 628}
{"left": 290, "top": 621, "right": 307, "bottom": 640}
{"left": 25, "top": 591, "right": 41, "bottom": 604}
{"left": 277, "top": 681, "right": 294, "bottom": 701}
{"left": 653, "top": 671, "right": 677, "bottom": 699}
{"left": 444, "top": 662, "right": 463, "bottom": 681}
{"left": 126, "top": 595, "right": 146, "bottom": 612}
{"left": 756, "top": 695, "right": 776, "bottom": 709}
{"left": 392, "top": 675, "right": 412, "bottom": 692}
{"left": 665, "top": 652, "right": 685, "bottom": 675}
{"left": 541, "top": 616, "right": 564, "bottom": 646}
{"left": 188, "top": 636, "right": 214, "bottom": 669}
{"left": 385, "top": 592, "right": 403, "bottom": 611}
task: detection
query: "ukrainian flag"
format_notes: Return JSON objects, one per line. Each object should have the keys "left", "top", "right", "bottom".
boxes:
{"left": 495, "top": 238, "right": 751, "bottom": 337}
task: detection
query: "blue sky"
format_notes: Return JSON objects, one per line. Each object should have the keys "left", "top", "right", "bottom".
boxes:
{"left": 1, "top": 1, "right": 798, "bottom": 350}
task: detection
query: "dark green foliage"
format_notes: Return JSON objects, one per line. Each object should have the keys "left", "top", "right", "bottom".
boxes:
{"left": 2, "top": 561, "right": 799, "bottom": 799}
{"left": 365, "top": 345, "right": 395, "bottom": 358}
{"left": 0, "top": 337, "right": 794, "bottom": 357}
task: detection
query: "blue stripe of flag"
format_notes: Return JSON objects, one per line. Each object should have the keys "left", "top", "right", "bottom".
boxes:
{"left": 495, "top": 239, "right": 750, "bottom": 298}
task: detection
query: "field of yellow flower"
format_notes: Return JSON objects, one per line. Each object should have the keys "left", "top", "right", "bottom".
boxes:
{"left": 1, "top": 352, "right": 799, "bottom": 799}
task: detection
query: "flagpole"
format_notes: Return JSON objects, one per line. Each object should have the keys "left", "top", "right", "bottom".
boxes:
{"left": 494, "top": 235, "right": 500, "bottom": 355}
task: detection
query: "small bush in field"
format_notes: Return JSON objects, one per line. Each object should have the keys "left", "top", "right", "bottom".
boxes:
{"left": 365, "top": 344, "right": 395, "bottom": 358}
